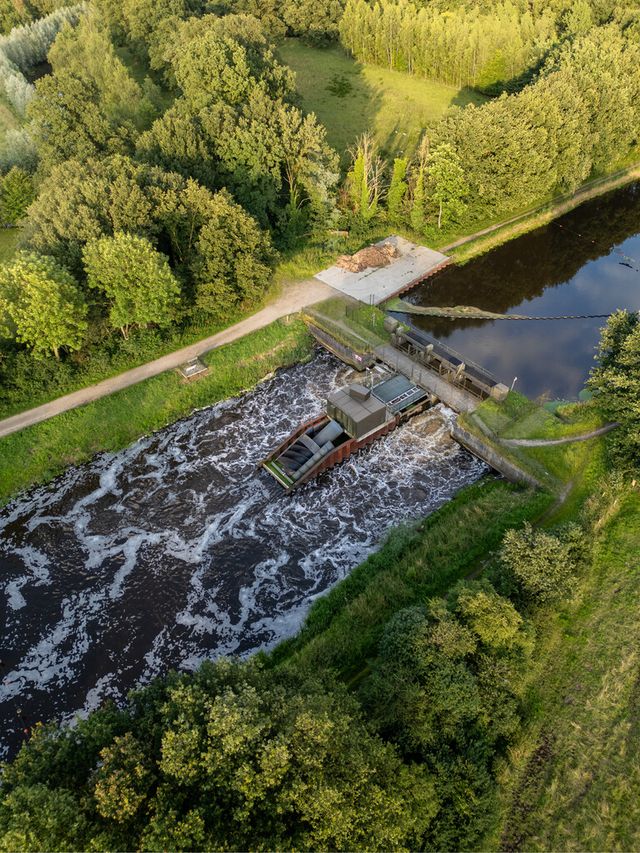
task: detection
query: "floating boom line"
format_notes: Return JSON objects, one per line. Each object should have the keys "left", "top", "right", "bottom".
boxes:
{"left": 386, "top": 298, "right": 616, "bottom": 322}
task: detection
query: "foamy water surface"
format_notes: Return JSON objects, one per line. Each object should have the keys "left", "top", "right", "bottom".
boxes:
{"left": 0, "top": 352, "right": 485, "bottom": 757}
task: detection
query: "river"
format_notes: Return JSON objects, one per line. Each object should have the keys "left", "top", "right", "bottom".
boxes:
{"left": 0, "top": 352, "right": 485, "bottom": 759}
{"left": 2, "top": 181, "right": 639, "bottom": 760}
{"left": 404, "top": 182, "right": 640, "bottom": 398}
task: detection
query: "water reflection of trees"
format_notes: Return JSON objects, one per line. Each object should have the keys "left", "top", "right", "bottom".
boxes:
{"left": 409, "top": 183, "right": 640, "bottom": 338}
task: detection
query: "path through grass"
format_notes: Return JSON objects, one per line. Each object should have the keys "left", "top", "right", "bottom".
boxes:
{"left": 0, "top": 318, "right": 313, "bottom": 504}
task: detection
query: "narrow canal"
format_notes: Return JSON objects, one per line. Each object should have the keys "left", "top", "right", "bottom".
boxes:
{"left": 0, "top": 353, "right": 485, "bottom": 758}
{"left": 405, "top": 183, "right": 640, "bottom": 398}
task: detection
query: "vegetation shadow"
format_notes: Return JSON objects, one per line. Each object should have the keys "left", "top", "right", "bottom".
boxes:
{"left": 448, "top": 86, "right": 487, "bottom": 110}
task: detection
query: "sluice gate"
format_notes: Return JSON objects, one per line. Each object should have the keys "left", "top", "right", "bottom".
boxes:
{"left": 379, "top": 320, "right": 509, "bottom": 414}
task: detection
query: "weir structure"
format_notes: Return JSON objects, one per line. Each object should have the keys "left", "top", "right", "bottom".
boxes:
{"left": 315, "top": 318, "right": 534, "bottom": 489}
{"left": 268, "top": 236, "right": 534, "bottom": 491}
{"left": 379, "top": 318, "right": 509, "bottom": 413}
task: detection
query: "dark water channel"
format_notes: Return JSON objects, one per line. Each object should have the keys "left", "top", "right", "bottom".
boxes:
{"left": 0, "top": 353, "right": 485, "bottom": 758}
{"left": 404, "top": 183, "right": 640, "bottom": 399}
{"left": 2, "top": 183, "right": 638, "bottom": 760}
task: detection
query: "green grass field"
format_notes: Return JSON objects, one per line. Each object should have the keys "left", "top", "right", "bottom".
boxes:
{"left": 497, "top": 486, "right": 640, "bottom": 851}
{"left": 0, "top": 318, "right": 313, "bottom": 504}
{"left": 278, "top": 39, "right": 486, "bottom": 162}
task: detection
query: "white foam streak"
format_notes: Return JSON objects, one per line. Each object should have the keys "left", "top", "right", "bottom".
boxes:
{"left": 0, "top": 352, "right": 486, "bottom": 755}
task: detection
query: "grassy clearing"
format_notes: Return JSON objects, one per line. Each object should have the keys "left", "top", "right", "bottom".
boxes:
{"left": 279, "top": 39, "right": 486, "bottom": 162}
{"left": 270, "top": 479, "right": 551, "bottom": 678}
{"left": 0, "top": 318, "right": 314, "bottom": 504}
{"left": 496, "top": 487, "right": 640, "bottom": 852}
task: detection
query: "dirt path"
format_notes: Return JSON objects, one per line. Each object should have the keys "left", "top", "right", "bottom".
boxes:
{"left": 500, "top": 422, "right": 618, "bottom": 447}
{"left": 0, "top": 279, "right": 333, "bottom": 440}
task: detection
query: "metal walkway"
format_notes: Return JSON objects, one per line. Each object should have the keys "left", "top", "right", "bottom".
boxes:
{"left": 374, "top": 345, "right": 482, "bottom": 414}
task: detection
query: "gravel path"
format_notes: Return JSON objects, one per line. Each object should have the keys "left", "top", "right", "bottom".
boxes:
{"left": 500, "top": 422, "right": 619, "bottom": 447}
{"left": 0, "top": 279, "right": 333, "bottom": 439}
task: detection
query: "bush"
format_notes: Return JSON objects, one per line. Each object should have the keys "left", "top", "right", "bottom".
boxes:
{"left": 500, "top": 521, "right": 587, "bottom": 604}
{"left": 0, "top": 660, "right": 437, "bottom": 850}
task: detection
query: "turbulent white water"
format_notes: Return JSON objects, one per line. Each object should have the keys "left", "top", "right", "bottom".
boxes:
{"left": 0, "top": 351, "right": 486, "bottom": 757}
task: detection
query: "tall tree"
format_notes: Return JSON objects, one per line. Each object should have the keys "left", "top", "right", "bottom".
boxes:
{"left": 427, "top": 143, "right": 467, "bottom": 229}
{"left": 346, "top": 133, "right": 383, "bottom": 223}
{"left": 387, "top": 156, "right": 408, "bottom": 225}
{"left": 138, "top": 22, "right": 338, "bottom": 230}
{"left": 278, "top": 105, "right": 339, "bottom": 226}
{"left": 409, "top": 165, "right": 426, "bottom": 233}
{"left": 83, "top": 232, "right": 181, "bottom": 338}
{"left": 282, "top": 0, "right": 346, "bottom": 44}
{"left": 0, "top": 165, "right": 34, "bottom": 224}
{"left": 27, "top": 71, "right": 128, "bottom": 174}
{"left": 27, "top": 155, "right": 276, "bottom": 313}
{"left": 501, "top": 522, "right": 585, "bottom": 604}
{"left": 171, "top": 18, "right": 294, "bottom": 112}
{"left": 190, "top": 189, "right": 274, "bottom": 321}
{"left": 588, "top": 309, "right": 640, "bottom": 468}
{"left": 0, "top": 251, "right": 87, "bottom": 358}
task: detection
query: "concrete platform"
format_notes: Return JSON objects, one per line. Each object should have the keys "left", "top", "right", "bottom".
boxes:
{"left": 315, "top": 235, "right": 449, "bottom": 305}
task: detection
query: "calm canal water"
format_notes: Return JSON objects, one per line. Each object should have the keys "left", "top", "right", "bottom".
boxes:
{"left": 405, "top": 183, "right": 640, "bottom": 399}
{"left": 0, "top": 352, "right": 485, "bottom": 759}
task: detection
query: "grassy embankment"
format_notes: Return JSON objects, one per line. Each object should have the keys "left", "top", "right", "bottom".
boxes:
{"left": 496, "top": 485, "right": 640, "bottom": 851}
{"left": 458, "top": 392, "right": 608, "bottom": 517}
{"left": 445, "top": 160, "right": 640, "bottom": 264}
{"left": 270, "top": 478, "right": 552, "bottom": 679}
{"left": 0, "top": 318, "right": 314, "bottom": 504}
{"left": 0, "top": 300, "right": 264, "bottom": 420}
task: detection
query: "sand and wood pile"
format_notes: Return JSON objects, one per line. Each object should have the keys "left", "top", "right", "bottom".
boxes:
{"left": 336, "top": 242, "right": 399, "bottom": 273}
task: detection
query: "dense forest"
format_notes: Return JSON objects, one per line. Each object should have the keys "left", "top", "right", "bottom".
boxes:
{"left": 0, "top": 0, "right": 638, "bottom": 846}
{"left": 0, "top": 0, "right": 637, "bottom": 396}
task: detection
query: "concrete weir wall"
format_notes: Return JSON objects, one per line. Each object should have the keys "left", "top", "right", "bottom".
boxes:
{"left": 375, "top": 345, "right": 481, "bottom": 413}
{"left": 451, "top": 421, "right": 543, "bottom": 490}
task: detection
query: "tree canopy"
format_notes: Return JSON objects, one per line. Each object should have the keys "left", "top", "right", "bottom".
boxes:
{"left": 588, "top": 310, "right": 640, "bottom": 469}
{"left": 83, "top": 232, "right": 181, "bottom": 338}
{"left": 0, "top": 661, "right": 437, "bottom": 850}
{"left": 0, "top": 251, "right": 87, "bottom": 358}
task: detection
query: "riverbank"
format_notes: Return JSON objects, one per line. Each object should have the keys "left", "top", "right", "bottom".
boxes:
{"left": 495, "top": 484, "right": 640, "bottom": 851}
{"left": 269, "top": 478, "right": 552, "bottom": 678}
{"left": 0, "top": 318, "right": 314, "bottom": 505}
{"left": 442, "top": 161, "right": 640, "bottom": 264}
{"left": 264, "top": 408, "right": 638, "bottom": 850}
{"left": 456, "top": 393, "right": 609, "bottom": 519}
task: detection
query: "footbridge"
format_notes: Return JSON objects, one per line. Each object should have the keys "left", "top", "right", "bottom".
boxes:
{"left": 376, "top": 321, "right": 508, "bottom": 414}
